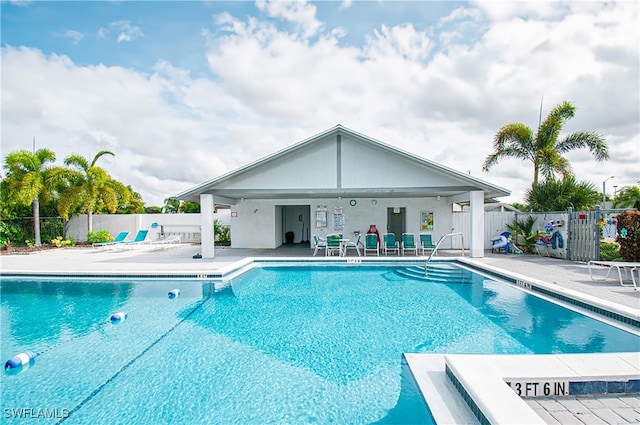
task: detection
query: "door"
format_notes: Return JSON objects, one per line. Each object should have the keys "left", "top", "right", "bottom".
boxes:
{"left": 387, "top": 207, "right": 405, "bottom": 242}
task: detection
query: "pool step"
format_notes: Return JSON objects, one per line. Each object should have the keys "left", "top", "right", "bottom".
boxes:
{"left": 395, "top": 265, "right": 472, "bottom": 283}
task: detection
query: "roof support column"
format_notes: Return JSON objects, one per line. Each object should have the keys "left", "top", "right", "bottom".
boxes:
{"left": 200, "top": 194, "right": 215, "bottom": 258}
{"left": 469, "top": 191, "right": 484, "bottom": 258}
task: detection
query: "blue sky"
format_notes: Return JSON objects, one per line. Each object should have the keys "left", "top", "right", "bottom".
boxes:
{"left": 2, "top": 0, "right": 639, "bottom": 206}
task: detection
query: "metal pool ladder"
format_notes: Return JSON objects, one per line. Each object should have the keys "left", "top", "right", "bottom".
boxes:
{"left": 424, "top": 232, "right": 464, "bottom": 275}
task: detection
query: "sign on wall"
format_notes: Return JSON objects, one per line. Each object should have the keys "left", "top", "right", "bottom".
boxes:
{"left": 333, "top": 207, "right": 345, "bottom": 232}
{"left": 316, "top": 205, "right": 327, "bottom": 228}
{"left": 421, "top": 211, "right": 434, "bottom": 231}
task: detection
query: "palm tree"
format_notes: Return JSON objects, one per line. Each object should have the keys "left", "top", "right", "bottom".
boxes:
{"left": 2, "top": 149, "right": 63, "bottom": 246}
{"left": 57, "top": 150, "right": 129, "bottom": 232}
{"left": 526, "top": 176, "right": 601, "bottom": 211}
{"left": 163, "top": 197, "right": 180, "bottom": 213}
{"left": 483, "top": 101, "right": 610, "bottom": 186}
{"left": 613, "top": 186, "right": 640, "bottom": 209}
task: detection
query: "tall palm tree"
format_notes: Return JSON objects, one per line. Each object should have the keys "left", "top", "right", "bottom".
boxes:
{"left": 57, "top": 150, "right": 129, "bottom": 232}
{"left": 2, "top": 149, "right": 61, "bottom": 246}
{"left": 483, "top": 101, "right": 610, "bottom": 186}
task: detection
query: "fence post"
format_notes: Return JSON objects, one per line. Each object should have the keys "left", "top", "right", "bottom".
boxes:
{"left": 566, "top": 207, "right": 572, "bottom": 261}
{"left": 595, "top": 205, "right": 601, "bottom": 261}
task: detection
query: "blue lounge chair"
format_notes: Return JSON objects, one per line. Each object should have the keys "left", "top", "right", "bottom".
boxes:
{"left": 401, "top": 233, "right": 418, "bottom": 255}
{"left": 92, "top": 231, "right": 129, "bottom": 248}
{"left": 120, "top": 230, "right": 149, "bottom": 248}
{"left": 383, "top": 233, "right": 399, "bottom": 256}
{"left": 363, "top": 233, "right": 379, "bottom": 256}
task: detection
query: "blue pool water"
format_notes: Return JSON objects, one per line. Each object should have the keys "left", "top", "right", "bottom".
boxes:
{"left": 1, "top": 264, "right": 638, "bottom": 424}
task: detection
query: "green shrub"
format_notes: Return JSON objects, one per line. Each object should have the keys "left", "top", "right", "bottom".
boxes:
{"left": 87, "top": 230, "right": 113, "bottom": 244}
{"left": 214, "top": 219, "right": 230, "bottom": 244}
{"left": 507, "top": 215, "right": 539, "bottom": 254}
{"left": 51, "top": 236, "right": 75, "bottom": 248}
{"left": 41, "top": 219, "right": 64, "bottom": 243}
{"left": 600, "top": 241, "right": 622, "bottom": 261}
{"left": 0, "top": 221, "right": 25, "bottom": 248}
{"left": 616, "top": 210, "right": 640, "bottom": 261}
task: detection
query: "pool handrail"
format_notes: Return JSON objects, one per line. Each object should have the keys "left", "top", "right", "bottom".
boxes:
{"left": 424, "top": 232, "right": 464, "bottom": 274}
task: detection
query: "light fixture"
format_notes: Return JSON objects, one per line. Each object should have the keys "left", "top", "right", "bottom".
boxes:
{"left": 602, "top": 176, "right": 614, "bottom": 208}
{"left": 436, "top": 195, "right": 441, "bottom": 201}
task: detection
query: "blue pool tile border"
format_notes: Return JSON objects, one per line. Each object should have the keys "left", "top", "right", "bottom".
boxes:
{"left": 445, "top": 365, "right": 490, "bottom": 425}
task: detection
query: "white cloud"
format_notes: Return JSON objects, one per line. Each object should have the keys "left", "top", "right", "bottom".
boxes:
{"left": 255, "top": 0, "right": 322, "bottom": 39}
{"left": 109, "top": 20, "right": 144, "bottom": 43}
{"left": 56, "top": 30, "right": 84, "bottom": 45}
{"left": 2, "top": 1, "right": 638, "bottom": 207}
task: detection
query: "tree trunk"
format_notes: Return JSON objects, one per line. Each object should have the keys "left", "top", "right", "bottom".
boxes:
{"left": 87, "top": 210, "right": 93, "bottom": 234}
{"left": 33, "top": 197, "right": 41, "bottom": 246}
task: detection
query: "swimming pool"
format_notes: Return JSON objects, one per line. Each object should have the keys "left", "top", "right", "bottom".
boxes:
{"left": 2, "top": 262, "right": 638, "bottom": 424}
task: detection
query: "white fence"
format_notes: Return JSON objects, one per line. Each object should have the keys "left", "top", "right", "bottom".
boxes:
{"left": 66, "top": 212, "right": 230, "bottom": 243}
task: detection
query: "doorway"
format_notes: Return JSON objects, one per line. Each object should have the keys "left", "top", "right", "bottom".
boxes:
{"left": 387, "top": 207, "right": 406, "bottom": 242}
{"left": 281, "top": 205, "right": 310, "bottom": 244}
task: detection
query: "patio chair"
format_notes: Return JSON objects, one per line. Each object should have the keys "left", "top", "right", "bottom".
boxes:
{"left": 383, "top": 233, "right": 399, "bottom": 256}
{"left": 325, "top": 234, "right": 343, "bottom": 256}
{"left": 363, "top": 233, "right": 379, "bottom": 256}
{"left": 343, "top": 234, "right": 361, "bottom": 256}
{"left": 313, "top": 235, "right": 326, "bottom": 256}
{"left": 401, "top": 233, "right": 418, "bottom": 255}
{"left": 92, "top": 231, "right": 129, "bottom": 248}
{"left": 419, "top": 234, "right": 435, "bottom": 255}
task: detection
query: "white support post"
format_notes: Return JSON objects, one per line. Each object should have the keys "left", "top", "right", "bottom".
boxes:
{"left": 469, "top": 191, "right": 484, "bottom": 258}
{"left": 200, "top": 194, "right": 215, "bottom": 258}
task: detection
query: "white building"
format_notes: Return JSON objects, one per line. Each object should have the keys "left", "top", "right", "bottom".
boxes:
{"left": 177, "top": 125, "right": 510, "bottom": 258}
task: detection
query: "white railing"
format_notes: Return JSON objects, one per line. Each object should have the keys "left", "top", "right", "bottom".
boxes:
{"left": 425, "top": 232, "right": 464, "bottom": 274}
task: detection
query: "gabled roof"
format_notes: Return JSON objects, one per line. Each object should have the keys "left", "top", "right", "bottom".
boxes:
{"left": 176, "top": 124, "right": 510, "bottom": 203}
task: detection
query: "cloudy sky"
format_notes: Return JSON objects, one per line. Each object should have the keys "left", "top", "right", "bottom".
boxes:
{"left": 2, "top": 0, "right": 638, "bottom": 207}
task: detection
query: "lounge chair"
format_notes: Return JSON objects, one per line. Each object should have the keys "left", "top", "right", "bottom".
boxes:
{"left": 363, "top": 233, "right": 379, "bottom": 256}
{"left": 325, "top": 234, "right": 343, "bottom": 256}
{"left": 118, "top": 229, "right": 149, "bottom": 248}
{"left": 383, "top": 233, "right": 399, "bottom": 256}
{"left": 312, "top": 235, "right": 326, "bottom": 256}
{"left": 588, "top": 261, "right": 639, "bottom": 290}
{"left": 343, "top": 234, "right": 361, "bottom": 256}
{"left": 148, "top": 234, "right": 181, "bottom": 249}
{"left": 401, "top": 233, "right": 418, "bottom": 255}
{"left": 92, "top": 231, "right": 129, "bottom": 248}
{"left": 419, "top": 234, "right": 435, "bottom": 255}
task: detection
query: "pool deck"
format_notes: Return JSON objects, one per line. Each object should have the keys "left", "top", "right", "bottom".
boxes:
{"left": 1, "top": 244, "right": 639, "bottom": 424}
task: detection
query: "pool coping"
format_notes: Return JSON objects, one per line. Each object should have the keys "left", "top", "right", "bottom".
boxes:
{"left": 405, "top": 352, "right": 640, "bottom": 425}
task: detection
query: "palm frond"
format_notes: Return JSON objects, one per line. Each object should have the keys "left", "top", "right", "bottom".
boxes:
{"left": 555, "top": 131, "right": 610, "bottom": 161}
